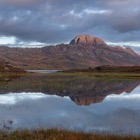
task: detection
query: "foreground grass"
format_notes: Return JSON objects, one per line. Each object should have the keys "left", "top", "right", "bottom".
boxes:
{"left": 0, "top": 129, "right": 139, "bottom": 140}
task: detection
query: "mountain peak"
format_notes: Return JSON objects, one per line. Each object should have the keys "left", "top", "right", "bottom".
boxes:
{"left": 70, "top": 35, "right": 107, "bottom": 46}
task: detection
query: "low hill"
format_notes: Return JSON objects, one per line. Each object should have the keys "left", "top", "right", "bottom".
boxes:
{"left": 63, "top": 65, "right": 140, "bottom": 73}
{"left": 0, "top": 62, "right": 25, "bottom": 73}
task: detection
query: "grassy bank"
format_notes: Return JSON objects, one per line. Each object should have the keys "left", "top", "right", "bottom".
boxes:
{"left": 0, "top": 129, "right": 139, "bottom": 140}
{"left": 1, "top": 70, "right": 140, "bottom": 80}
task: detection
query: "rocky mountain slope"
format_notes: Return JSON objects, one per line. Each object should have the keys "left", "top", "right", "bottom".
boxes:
{"left": 0, "top": 35, "right": 140, "bottom": 70}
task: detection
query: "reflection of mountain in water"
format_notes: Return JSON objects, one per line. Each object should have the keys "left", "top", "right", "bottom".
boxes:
{"left": 0, "top": 75, "right": 140, "bottom": 105}
{"left": 70, "top": 81, "right": 140, "bottom": 105}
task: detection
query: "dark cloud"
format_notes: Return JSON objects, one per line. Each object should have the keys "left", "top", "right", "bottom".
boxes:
{"left": 0, "top": 0, "right": 140, "bottom": 45}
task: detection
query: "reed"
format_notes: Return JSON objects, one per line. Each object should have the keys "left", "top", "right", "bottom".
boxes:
{"left": 0, "top": 129, "right": 139, "bottom": 140}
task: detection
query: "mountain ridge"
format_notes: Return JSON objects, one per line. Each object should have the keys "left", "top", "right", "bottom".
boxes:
{"left": 0, "top": 35, "right": 140, "bottom": 70}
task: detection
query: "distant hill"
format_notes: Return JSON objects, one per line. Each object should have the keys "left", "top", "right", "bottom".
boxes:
{"left": 0, "top": 35, "right": 140, "bottom": 70}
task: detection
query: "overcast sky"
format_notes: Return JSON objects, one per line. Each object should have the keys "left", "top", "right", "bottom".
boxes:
{"left": 0, "top": 0, "right": 140, "bottom": 51}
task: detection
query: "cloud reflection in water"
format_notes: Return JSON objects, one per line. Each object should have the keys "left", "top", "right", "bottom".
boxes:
{"left": 0, "top": 89, "right": 140, "bottom": 135}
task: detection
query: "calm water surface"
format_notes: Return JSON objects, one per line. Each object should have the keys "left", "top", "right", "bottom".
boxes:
{"left": 26, "top": 70, "right": 59, "bottom": 73}
{"left": 0, "top": 75, "right": 140, "bottom": 135}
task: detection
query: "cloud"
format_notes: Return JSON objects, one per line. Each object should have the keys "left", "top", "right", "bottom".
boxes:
{"left": 0, "top": 0, "right": 139, "bottom": 46}
{"left": 0, "top": 0, "right": 47, "bottom": 7}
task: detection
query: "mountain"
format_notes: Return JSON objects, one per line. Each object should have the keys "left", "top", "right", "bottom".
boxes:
{"left": 0, "top": 35, "right": 140, "bottom": 70}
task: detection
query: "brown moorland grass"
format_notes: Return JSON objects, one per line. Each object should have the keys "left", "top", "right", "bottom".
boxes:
{"left": 63, "top": 65, "right": 140, "bottom": 74}
{"left": 0, "top": 129, "right": 139, "bottom": 140}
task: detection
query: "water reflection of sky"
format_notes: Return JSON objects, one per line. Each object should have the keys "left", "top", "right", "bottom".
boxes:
{"left": 0, "top": 86, "right": 140, "bottom": 135}
{"left": 0, "top": 93, "right": 46, "bottom": 105}
{"left": 26, "top": 70, "right": 59, "bottom": 73}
